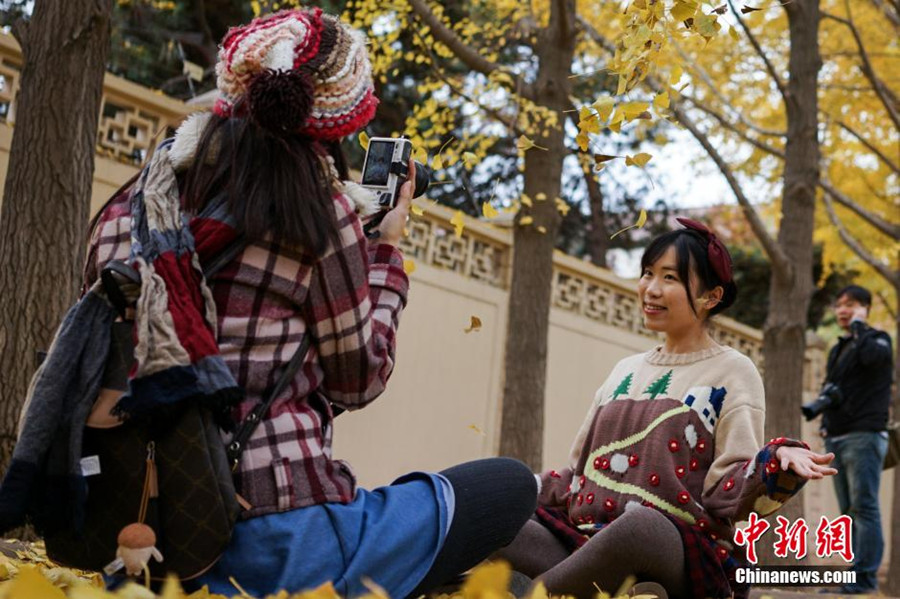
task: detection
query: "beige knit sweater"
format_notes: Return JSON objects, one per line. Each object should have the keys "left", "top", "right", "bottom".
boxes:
{"left": 539, "top": 344, "right": 807, "bottom": 554}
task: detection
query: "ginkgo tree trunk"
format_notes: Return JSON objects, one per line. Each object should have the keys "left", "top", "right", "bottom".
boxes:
{"left": 0, "top": 0, "right": 114, "bottom": 474}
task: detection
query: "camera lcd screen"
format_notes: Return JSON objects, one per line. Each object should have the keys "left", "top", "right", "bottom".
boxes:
{"left": 362, "top": 141, "right": 394, "bottom": 186}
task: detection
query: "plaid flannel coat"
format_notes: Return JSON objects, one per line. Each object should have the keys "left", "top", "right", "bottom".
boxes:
{"left": 85, "top": 186, "right": 409, "bottom": 518}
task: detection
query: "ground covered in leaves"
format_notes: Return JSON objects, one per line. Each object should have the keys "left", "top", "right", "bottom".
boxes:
{"left": 0, "top": 539, "right": 668, "bottom": 599}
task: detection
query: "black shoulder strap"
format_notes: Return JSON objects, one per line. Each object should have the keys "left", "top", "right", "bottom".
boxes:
{"left": 226, "top": 335, "right": 311, "bottom": 469}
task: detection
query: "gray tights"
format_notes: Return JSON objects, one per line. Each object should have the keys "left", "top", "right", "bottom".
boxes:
{"left": 495, "top": 505, "right": 688, "bottom": 599}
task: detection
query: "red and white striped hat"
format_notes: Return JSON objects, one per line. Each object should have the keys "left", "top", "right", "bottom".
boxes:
{"left": 214, "top": 8, "right": 378, "bottom": 140}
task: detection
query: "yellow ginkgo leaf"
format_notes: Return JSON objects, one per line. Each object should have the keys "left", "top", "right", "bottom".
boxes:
{"left": 653, "top": 92, "right": 670, "bottom": 110}
{"left": 464, "top": 316, "right": 482, "bottom": 333}
{"left": 669, "top": 65, "right": 684, "bottom": 86}
{"left": 729, "top": 25, "right": 740, "bottom": 41}
{"left": 535, "top": 192, "right": 547, "bottom": 201}
{"left": 403, "top": 259, "right": 416, "bottom": 274}
{"left": 593, "top": 96, "right": 615, "bottom": 122}
{"left": 462, "top": 151, "right": 478, "bottom": 165}
{"left": 520, "top": 194, "right": 533, "bottom": 207}
{"left": 537, "top": 226, "right": 547, "bottom": 234}
{"left": 463, "top": 561, "right": 511, "bottom": 596}
{"left": 413, "top": 146, "right": 427, "bottom": 164}
{"left": 616, "top": 74, "right": 627, "bottom": 95}
{"left": 519, "top": 216, "right": 534, "bottom": 226}
{"left": 621, "top": 102, "right": 650, "bottom": 121}
{"left": 6, "top": 566, "right": 66, "bottom": 599}
{"left": 625, "top": 153, "right": 653, "bottom": 167}
{"left": 359, "top": 131, "right": 370, "bottom": 150}
{"left": 610, "top": 208, "right": 649, "bottom": 239}
{"left": 517, "top": 135, "right": 547, "bottom": 151}
{"left": 411, "top": 204, "right": 424, "bottom": 217}
{"left": 450, "top": 210, "right": 465, "bottom": 238}
{"left": 432, "top": 153, "right": 444, "bottom": 171}
{"left": 575, "top": 131, "right": 590, "bottom": 152}
{"left": 482, "top": 202, "right": 499, "bottom": 219}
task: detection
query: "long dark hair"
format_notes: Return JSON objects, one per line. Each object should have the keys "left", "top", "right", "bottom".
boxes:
{"left": 182, "top": 110, "right": 342, "bottom": 256}
{"left": 640, "top": 230, "right": 738, "bottom": 318}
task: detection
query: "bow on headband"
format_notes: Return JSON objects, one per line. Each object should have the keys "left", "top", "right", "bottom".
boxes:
{"left": 675, "top": 217, "right": 734, "bottom": 284}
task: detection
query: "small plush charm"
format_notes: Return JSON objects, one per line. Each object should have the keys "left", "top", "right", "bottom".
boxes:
{"left": 116, "top": 522, "right": 163, "bottom": 576}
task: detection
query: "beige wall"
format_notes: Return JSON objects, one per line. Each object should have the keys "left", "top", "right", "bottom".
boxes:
{"left": 0, "top": 31, "right": 889, "bottom": 572}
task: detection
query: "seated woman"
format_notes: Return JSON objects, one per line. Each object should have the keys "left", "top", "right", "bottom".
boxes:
{"left": 497, "top": 218, "right": 836, "bottom": 599}
{"left": 85, "top": 8, "right": 536, "bottom": 598}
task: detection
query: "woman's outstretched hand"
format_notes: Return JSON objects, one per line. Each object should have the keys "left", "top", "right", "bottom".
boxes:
{"left": 375, "top": 160, "right": 415, "bottom": 247}
{"left": 776, "top": 446, "right": 838, "bottom": 480}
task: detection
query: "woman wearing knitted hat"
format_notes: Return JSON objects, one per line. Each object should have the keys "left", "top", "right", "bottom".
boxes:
{"left": 495, "top": 219, "right": 837, "bottom": 599}
{"left": 85, "top": 8, "right": 536, "bottom": 598}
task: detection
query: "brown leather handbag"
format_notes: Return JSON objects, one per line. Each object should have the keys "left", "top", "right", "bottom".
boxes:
{"left": 45, "top": 239, "right": 310, "bottom": 581}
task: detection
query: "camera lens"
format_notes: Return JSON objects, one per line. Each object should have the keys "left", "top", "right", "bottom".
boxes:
{"left": 413, "top": 161, "right": 430, "bottom": 198}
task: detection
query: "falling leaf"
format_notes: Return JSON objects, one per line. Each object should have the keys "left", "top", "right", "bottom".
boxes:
{"left": 520, "top": 216, "right": 534, "bottom": 226}
{"left": 468, "top": 423, "right": 486, "bottom": 435}
{"left": 482, "top": 202, "right": 499, "bottom": 218}
{"left": 517, "top": 135, "right": 547, "bottom": 151}
{"left": 520, "top": 194, "right": 533, "bottom": 207}
{"left": 537, "top": 226, "right": 547, "bottom": 234}
{"left": 741, "top": 4, "right": 762, "bottom": 13}
{"left": 625, "top": 153, "right": 653, "bottom": 167}
{"left": 535, "top": 192, "right": 547, "bottom": 201}
{"left": 594, "top": 154, "right": 618, "bottom": 164}
{"left": 359, "top": 131, "right": 370, "bottom": 150}
{"left": 403, "top": 259, "right": 416, "bottom": 274}
{"left": 450, "top": 210, "right": 465, "bottom": 238}
{"left": 653, "top": 92, "right": 670, "bottom": 110}
{"left": 411, "top": 204, "right": 424, "bottom": 217}
{"left": 610, "top": 209, "right": 648, "bottom": 240}
{"left": 464, "top": 316, "right": 482, "bottom": 333}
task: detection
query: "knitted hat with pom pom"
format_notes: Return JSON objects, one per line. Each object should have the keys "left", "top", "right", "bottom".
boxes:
{"left": 214, "top": 8, "right": 378, "bottom": 140}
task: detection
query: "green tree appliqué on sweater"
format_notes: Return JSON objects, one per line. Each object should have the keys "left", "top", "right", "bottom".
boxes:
{"left": 612, "top": 372, "right": 633, "bottom": 399}
{"left": 644, "top": 370, "right": 673, "bottom": 399}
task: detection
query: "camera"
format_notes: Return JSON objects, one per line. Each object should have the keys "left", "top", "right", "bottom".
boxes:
{"left": 801, "top": 382, "right": 843, "bottom": 421}
{"left": 360, "top": 137, "right": 430, "bottom": 209}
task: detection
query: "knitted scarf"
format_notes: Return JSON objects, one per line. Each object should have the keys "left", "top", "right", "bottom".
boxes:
{"left": 110, "top": 136, "right": 243, "bottom": 420}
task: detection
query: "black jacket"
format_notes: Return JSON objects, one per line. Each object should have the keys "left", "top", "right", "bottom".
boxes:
{"left": 821, "top": 320, "right": 894, "bottom": 437}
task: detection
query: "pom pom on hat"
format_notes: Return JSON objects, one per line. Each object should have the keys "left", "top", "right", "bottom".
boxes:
{"left": 214, "top": 8, "right": 378, "bottom": 140}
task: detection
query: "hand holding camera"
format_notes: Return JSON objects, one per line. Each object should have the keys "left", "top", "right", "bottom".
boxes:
{"left": 359, "top": 137, "right": 431, "bottom": 243}
{"left": 801, "top": 381, "right": 842, "bottom": 421}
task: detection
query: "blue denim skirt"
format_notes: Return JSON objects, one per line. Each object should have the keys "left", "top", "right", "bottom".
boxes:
{"left": 191, "top": 472, "right": 453, "bottom": 598}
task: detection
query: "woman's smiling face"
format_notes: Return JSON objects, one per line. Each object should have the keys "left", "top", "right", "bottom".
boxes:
{"left": 637, "top": 245, "right": 704, "bottom": 335}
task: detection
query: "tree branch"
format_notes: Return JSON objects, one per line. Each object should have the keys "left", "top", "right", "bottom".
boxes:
{"left": 819, "top": 178, "right": 900, "bottom": 239}
{"left": 670, "top": 38, "right": 785, "bottom": 137}
{"left": 407, "top": 0, "right": 533, "bottom": 99}
{"left": 578, "top": 18, "right": 792, "bottom": 277}
{"left": 413, "top": 29, "right": 525, "bottom": 137}
{"left": 822, "top": 192, "right": 900, "bottom": 287}
{"left": 727, "top": 0, "right": 789, "bottom": 102}
{"left": 680, "top": 93, "right": 786, "bottom": 158}
{"left": 869, "top": 0, "right": 900, "bottom": 29}
{"left": 834, "top": 120, "right": 900, "bottom": 174}
{"left": 821, "top": 4, "right": 900, "bottom": 130}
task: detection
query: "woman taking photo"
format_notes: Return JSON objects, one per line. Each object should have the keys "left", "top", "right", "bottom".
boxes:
{"left": 497, "top": 218, "right": 837, "bottom": 599}
{"left": 84, "top": 8, "right": 535, "bottom": 597}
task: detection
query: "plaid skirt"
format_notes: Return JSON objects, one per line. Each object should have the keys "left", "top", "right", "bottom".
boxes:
{"left": 535, "top": 507, "right": 749, "bottom": 599}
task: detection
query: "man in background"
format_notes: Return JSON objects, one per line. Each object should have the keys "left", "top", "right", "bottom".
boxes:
{"left": 819, "top": 285, "right": 893, "bottom": 594}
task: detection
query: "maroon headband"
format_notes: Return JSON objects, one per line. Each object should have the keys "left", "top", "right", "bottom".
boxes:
{"left": 675, "top": 217, "right": 734, "bottom": 284}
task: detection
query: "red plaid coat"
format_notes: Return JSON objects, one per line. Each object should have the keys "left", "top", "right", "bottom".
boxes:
{"left": 85, "top": 187, "right": 409, "bottom": 518}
